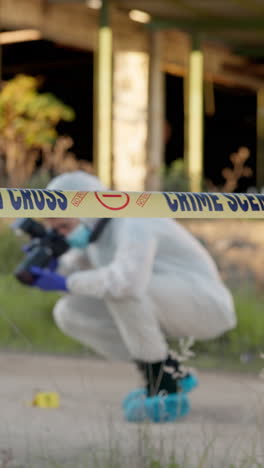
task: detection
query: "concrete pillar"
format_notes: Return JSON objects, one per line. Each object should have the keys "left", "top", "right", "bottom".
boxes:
{"left": 145, "top": 30, "right": 164, "bottom": 191}
{"left": 256, "top": 88, "right": 264, "bottom": 192}
{"left": 185, "top": 37, "right": 204, "bottom": 192}
{"left": 93, "top": 0, "right": 113, "bottom": 187}
{"left": 112, "top": 51, "right": 149, "bottom": 191}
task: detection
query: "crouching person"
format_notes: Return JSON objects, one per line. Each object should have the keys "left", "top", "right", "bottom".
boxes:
{"left": 27, "top": 171, "right": 236, "bottom": 423}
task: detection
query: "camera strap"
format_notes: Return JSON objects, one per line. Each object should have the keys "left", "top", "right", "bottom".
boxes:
{"left": 89, "top": 218, "right": 112, "bottom": 244}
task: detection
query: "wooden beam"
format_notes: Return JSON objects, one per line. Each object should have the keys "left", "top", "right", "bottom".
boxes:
{"left": 223, "top": 63, "right": 264, "bottom": 78}
{"left": 151, "top": 0, "right": 216, "bottom": 18}
{"left": 1, "top": 0, "right": 148, "bottom": 52}
{"left": 148, "top": 16, "right": 264, "bottom": 32}
{"left": 228, "top": 0, "right": 264, "bottom": 14}
{"left": 233, "top": 46, "right": 264, "bottom": 57}
{"left": 2, "top": 0, "right": 264, "bottom": 92}
{"left": 1, "top": 0, "right": 43, "bottom": 29}
{"left": 163, "top": 62, "right": 263, "bottom": 90}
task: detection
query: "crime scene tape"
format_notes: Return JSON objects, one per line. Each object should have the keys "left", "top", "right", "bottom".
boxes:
{"left": 1, "top": 188, "right": 264, "bottom": 218}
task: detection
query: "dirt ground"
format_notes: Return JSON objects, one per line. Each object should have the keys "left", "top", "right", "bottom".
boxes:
{"left": 1, "top": 354, "right": 264, "bottom": 467}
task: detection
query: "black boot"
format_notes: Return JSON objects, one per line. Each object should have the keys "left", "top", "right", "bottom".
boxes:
{"left": 135, "top": 352, "right": 190, "bottom": 397}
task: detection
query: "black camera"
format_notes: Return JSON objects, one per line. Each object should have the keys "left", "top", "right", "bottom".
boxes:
{"left": 12, "top": 218, "right": 69, "bottom": 285}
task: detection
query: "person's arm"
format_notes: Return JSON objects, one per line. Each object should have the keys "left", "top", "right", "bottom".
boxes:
{"left": 28, "top": 248, "right": 94, "bottom": 293}
{"left": 66, "top": 222, "right": 158, "bottom": 299}
{"left": 57, "top": 248, "right": 92, "bottom": 276}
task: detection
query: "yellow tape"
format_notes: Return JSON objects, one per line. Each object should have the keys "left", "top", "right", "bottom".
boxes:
{"left": 1, "top": 188, "right": 264, "bottom": 218}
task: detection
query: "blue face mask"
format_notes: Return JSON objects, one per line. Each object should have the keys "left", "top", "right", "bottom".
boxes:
{"left": 67, "top": 224, "right": 91, "bottom": 249}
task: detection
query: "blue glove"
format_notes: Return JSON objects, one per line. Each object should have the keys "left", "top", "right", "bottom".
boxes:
{"left": 47, "top": 258, "right": 58, "bottom": 272}
{"left": 30, "top": 267, "right": 68, "bottom": 292}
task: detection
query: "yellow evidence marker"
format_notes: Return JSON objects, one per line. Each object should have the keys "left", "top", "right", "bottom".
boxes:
{"left": 31, "top": 392, "right": 60, "bottom": 408}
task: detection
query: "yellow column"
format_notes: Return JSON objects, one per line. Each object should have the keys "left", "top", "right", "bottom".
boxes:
{"left": 185, "top": 37, "right": 204, "bottom": 192}
{"left": 94, "top": 0, "right": 112, "bottom": 187}
{"left": 257, "top": 88, "right": 264, "bottom": 192}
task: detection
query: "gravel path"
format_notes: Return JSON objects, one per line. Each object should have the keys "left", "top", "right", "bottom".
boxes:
{"left": 0, "top": 353, "right": 264, "bottom": 467}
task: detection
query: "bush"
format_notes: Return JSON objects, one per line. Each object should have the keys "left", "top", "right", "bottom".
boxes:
{"left": 0, "top": 75, "right": 76, "bottom": 187}
{"left": 26, "top": 169, "right": 53, "bottom": 189}
{"left": 161, "top": 159, "right": 190, "bottom": 192}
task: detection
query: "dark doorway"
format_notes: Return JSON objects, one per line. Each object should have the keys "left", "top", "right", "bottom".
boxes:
{"left": 204, "top": 84, "right": 257, "bottom": 192}
{"left": 164, "top": 73, "right": 184, "bottom": 167}
{"left": 164, "top": 73, "right": 257, "bottom": 191}
{"left": 2, "top": 39, "right": 94, "bottom": 162}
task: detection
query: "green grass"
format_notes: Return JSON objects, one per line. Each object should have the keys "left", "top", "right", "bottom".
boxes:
{"left": 0, "top": 222, "right": 87, "bottom": 355}
{"left": 1, "top": 271, "right": 264, "bottom": 373}
{"left": 23, "top": 441, "right": 264, "bottom": 468}
{"left": 185, "top": 353, "right": 264, "bottom": 375}
{"left": 0, "top": 274, "right": 87, "bottom": 355}
{"left": 191, "top": 289, "right": 264, "bottom": 360}
{"left": 0, "top": 221, "right": 25, "bottom": 273}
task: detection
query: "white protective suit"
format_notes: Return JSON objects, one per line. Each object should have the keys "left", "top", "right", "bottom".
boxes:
{"left": 47, "top": 172, "right": 236, "bottom": 363}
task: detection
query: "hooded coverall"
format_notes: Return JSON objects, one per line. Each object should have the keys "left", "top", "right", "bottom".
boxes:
{"left": 47, "top": 172, "right": 236, "bottom": 363}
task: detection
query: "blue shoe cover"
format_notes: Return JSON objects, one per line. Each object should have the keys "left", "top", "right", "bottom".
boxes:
{"left": 122, "top": 374, "right": 198, "bottom": 410}
{"left": 124, "top": 392, "right": 190, "bottom": 423}
{"left": 122, "top": 388, "right": 146, "bottom": 410}
{"left": 178, "top": 374, "right": 199, "bottom": 393}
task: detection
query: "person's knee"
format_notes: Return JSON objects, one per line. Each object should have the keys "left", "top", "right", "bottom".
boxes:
{"left": 221, "top": 307, "right": 237, "bottom": 334}
{"left": 219, "top": 290, "right": 237, "bottom": 333}
{"left": 53, "top": 296, "right": 72, "bottom": 333}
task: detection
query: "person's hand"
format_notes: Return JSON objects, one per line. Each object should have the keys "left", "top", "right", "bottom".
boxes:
{"left": 22, "top": 244, "right": 33, "bottom": 254}
{"left": 47, "top": 258, "right": 58, "bottom": 272}
{"left": 22, "top": 245, "right": 58, "bottom": 272}
{"left": 30, "top": 267, "right": 68, "bottom": 292}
